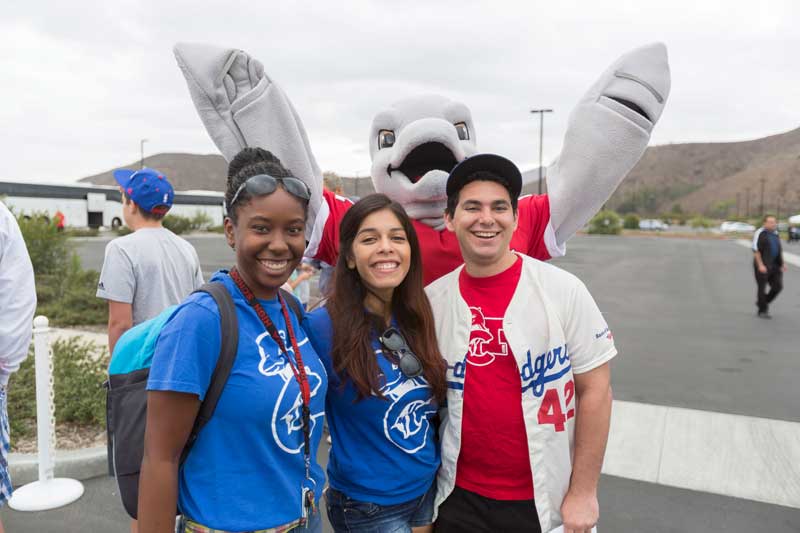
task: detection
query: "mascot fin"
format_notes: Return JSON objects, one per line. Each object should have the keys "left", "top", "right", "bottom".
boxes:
{"left": 173, "top": 42, "right": 324, "bottom": 231}
{"left": 547, "top": 42, "right": 671, "bottom": 246}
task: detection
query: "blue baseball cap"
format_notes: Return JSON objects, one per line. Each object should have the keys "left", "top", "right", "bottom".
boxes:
{"left": 113, "top": 167, "right": 174, "bottom": 215}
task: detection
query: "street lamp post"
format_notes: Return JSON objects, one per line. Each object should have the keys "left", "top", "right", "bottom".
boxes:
{"left": 530, "top": 109, "right": 553, "bottom": 195}
{"left": 140, "top": 139, "right": 148, "bottom": 169}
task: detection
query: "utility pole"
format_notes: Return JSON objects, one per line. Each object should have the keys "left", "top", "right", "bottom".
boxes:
{"left": 759, "top": 178, "right": 766, "bottom": 217}
{"left": 530, "top": 109, "right": 553, "bottom": 195}
{"left": 140, "top": 138, "right": 148, "bottom": 169}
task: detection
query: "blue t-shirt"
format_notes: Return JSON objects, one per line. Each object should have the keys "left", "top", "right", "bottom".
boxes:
{"left": 148, "top": 271, "right": 327, "bottom": 530}
{"left": 303, "top": 307, "right": 439, "bottom": 505}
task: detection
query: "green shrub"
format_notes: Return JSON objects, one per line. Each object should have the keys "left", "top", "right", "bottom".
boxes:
{"left": 588, "top": 210, "right": 622, "bottom": 235}
{"left": 36, "top": 256, "right": 107, "bottom": 326}
{"left": 17, "top": 214, "right": 69, "bottom": 275}
{"left": 689, "top": 216, "right": 713, "bottom": 229}
{"left": 189, "top": 211, "right": 213, "bottom": 231}
{"left": 207, "top": 225, "right": 225, "bottom": 233}
{"left": 162, "top": 214, "right": 193, "bottom": 235}
{"left": 8, "top": 338, "right": 107, "bottom": 440}
{"left": 17, "top": 213, "right": 107, "bottom": 326}
{"left": 623, "top": 213, "right": 640, "bottom": 230}
{"left": 115, "top": 226, "right": 133, "bottom": 236}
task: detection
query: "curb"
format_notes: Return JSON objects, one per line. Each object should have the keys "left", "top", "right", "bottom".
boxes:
{"left": 8, "top": 446, "right": 108, "bottom": 487}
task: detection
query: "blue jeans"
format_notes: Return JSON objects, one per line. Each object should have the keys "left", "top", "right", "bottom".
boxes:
{"left": 325, "top": 483, "right": 435, "bottom": 533}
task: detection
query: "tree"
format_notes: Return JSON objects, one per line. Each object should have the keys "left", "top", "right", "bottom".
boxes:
{"left": 588, "top": 210, "right": 622, "bottom": 235}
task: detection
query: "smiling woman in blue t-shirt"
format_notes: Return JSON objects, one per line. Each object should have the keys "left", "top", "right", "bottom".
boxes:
{"left": 139, "top": 148, "right": 327, "bottom": 533}
{"left": 304, "top": 194, "right": 447, "bottom": 533}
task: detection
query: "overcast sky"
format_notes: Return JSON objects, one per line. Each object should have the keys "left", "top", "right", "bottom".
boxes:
{"left": 3, "top": 1, "right": 799, "bottom": 184}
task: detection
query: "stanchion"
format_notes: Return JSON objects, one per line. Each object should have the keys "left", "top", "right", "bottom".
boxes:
{"left": 8, "top": 316, "right": 84, "bottom": 511}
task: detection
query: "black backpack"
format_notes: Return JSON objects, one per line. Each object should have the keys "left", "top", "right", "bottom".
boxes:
{"left": 105, "top": 282, "right": 301, "bottom": 519}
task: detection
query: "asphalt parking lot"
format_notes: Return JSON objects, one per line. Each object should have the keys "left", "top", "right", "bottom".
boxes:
{"left": 552, "top": 235, "right": 800, "bottom": 422}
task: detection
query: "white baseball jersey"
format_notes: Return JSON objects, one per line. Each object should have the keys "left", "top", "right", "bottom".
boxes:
{"left": 425, "top": 253, "right": 617, "bottom": 532}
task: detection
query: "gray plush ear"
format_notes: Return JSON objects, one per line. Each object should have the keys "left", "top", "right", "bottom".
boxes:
{"left": 173, "top": 42, "right": 324, "bottom": 232}
{"left": 547, "top": 42, "right": 671, "bottom": 248}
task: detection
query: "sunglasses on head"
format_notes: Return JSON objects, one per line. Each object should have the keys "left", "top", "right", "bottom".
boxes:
{"left": 379, "top": 327, "right": 423, "bottom": 378}
{"left": 227, "top": 174, "right": 311, "bottom": 213}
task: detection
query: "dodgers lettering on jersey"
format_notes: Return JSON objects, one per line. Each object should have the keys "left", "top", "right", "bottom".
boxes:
{"left": 520, "top": 344, "right": 571, "bottom": 398}
{"left": 303, "top": 308, "right": 440, "bottom": 506}
{"left": 446, "top": 343, "right": 573, "bottom": 398}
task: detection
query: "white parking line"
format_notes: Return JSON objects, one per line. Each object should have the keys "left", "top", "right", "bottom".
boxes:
{"left": 736, "top": 239, "right": 800, "bottom": 267}
{"left": 604, "top": 400, "right": 800, "bottom": 509}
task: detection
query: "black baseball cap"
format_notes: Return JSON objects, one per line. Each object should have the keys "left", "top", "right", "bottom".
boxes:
{"left": 445, "top": 153, "right": 522, "bottom": 200}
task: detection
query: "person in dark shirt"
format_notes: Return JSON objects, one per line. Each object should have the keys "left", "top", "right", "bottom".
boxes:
{"left": 752, "top": 215, "right": 786, "bottom": 318}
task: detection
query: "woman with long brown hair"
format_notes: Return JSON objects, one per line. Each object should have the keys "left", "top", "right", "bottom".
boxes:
{"left": 304, "top": 193, "right": 446, "bottom": 533}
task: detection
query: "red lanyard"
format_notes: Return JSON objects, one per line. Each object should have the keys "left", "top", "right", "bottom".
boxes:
{"left": 230, "top": 268, "right": 311, "bottom": 405}
{"left": 230, "top": 268, "right": 317, "bottom": 520}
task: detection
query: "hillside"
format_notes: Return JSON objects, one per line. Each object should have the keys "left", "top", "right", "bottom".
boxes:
{"left": 80, "top": 153, "right": 229, "bottom": 191}
{"left": 80, "top": 127, "right": 800, "bottom": 218}
{"left": 79, "top": 155, "right": 543, "bottom": 198}
{"left": 608, "top": 127, "right": 800, "bottom": 218}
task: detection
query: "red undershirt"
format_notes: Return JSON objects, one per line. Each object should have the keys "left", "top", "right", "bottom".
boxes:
{"left": 455, "top": 255, "right": 534, "bottom": 500}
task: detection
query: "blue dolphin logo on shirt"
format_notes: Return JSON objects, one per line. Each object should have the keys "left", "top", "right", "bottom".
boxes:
{"left": 380, "top": 365, "right": 437, "bottom": 454}
{"left": 256, "top": 331, "right": 325, "bottom": 454}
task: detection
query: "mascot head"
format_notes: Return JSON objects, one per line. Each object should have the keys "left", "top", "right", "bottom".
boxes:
{"left": 369, "top": 95, "right": 477, "bottom": 227}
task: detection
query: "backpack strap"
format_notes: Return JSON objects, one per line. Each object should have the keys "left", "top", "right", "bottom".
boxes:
{"left": 180, "top": 281, "right": 239, "bottom": 464}
{"left": 279, "top": 288, "right": 303, "bottom": 321}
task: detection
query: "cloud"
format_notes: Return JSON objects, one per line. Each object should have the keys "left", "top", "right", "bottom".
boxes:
{"left": 2, "top": 1, "right": 798, "bottom": 183}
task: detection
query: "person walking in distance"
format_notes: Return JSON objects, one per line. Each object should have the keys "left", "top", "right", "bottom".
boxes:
{"left": 752, "top": 214, "right": 786, "bottom": 319}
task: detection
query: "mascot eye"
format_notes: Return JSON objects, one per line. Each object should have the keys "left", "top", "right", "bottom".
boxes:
{"left": 455, "top": 122, "right": 470, "bottom": 141}
{"left": 378, "top": 130, "right": 396, "bottom": 149}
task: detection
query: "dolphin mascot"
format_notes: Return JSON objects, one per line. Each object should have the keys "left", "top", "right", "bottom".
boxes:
{"left": 173, "top": 42, "right": 670, "bottom": 283}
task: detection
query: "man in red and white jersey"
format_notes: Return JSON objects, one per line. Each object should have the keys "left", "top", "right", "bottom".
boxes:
{"left": 425, "top": 154, "right": 616, "bottom": 533}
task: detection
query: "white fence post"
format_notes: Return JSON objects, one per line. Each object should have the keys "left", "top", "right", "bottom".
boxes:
{"left": 8, "top": 316, "right": 84, "bottom": 511}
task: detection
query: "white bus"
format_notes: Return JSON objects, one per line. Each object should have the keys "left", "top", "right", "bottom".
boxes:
{"left": 0, "top": 181, "right": 224, "bottom": 228}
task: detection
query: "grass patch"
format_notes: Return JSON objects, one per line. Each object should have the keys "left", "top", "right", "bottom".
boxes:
{"left": 8, "top": 338, "right": 107, "bottom": 445}
{"left": 64, "top": 227, "right": 99, "bottom": 238}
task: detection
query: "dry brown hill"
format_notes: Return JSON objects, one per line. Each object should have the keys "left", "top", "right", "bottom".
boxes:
{"left": 80, "top": 127, "right": 800, "bottom": 218}
{"left": 609, "top": 126, "right": 800, "bottom": 218}
{"left": 79, "top": 153, "right": 229, "bottom": 191}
